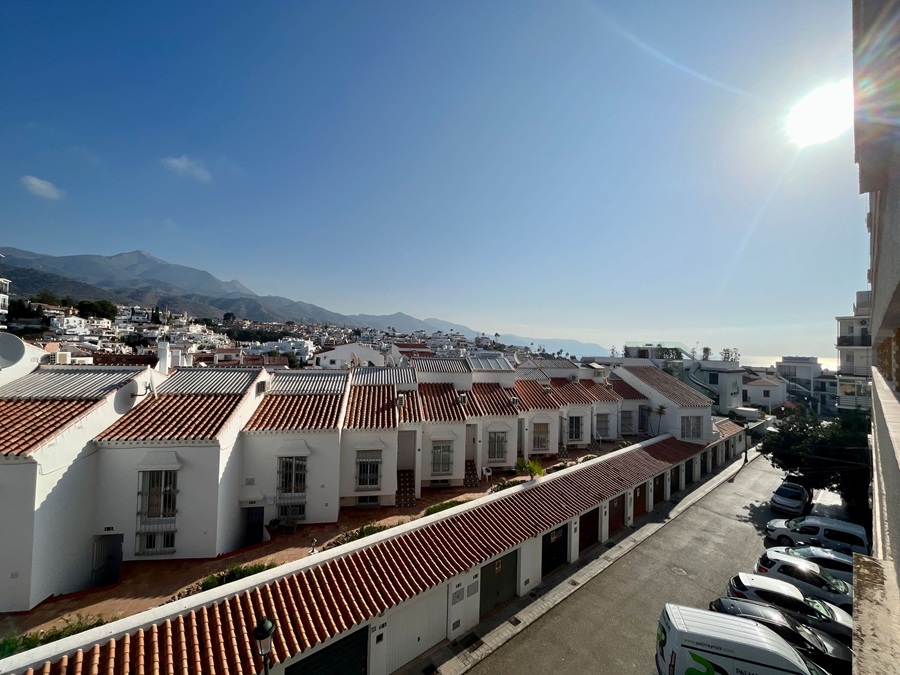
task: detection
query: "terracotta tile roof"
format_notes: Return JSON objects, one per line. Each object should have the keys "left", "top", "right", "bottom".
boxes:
{"left": 471, "top": 383, "right": 518, "bottom": 416}
{"left": 548, "top": 378, "right": 594, "bottom": 405}
{"left": 513, "top": 380, "right": 557, "bottom": 410}
{"left": 91, "top": 353, "right": 160, "bottom": 367}
{"left": 344, "top": 385, "right": 397, "bottom": 429}
{"left": 96, "top": 394, "right": 244, "bottom": 442}
{"left": 641, "top": 437, "right": 708, "bottom": 464}
{"left": 14, "top": 439, "right": 709, "bottom": 675}
{"left": 0, "top": 399, "right": 99, "bottom": 457}
{"left": 621, "top": 366, "right": 712, "bottom": 407}
{"left": 418, "top": 382, "right": 466, "bottom": 421}
{"left": 398, "top": 390, "right": 423, "bottom": 423}
{"left": 610, "top": 379, "right": 649, "bottom": 401}
{"left": 245, "top": 394, "right": 343, "bottom": 431}
{"left": 579, "top": 379, "right": 623, "bottom": 403}
{"left": 412, "top": 357, "right": 471, "bottom": 374}
{"left": 715, "top": 419, "right": 744, "bottom": 439}
{"left": 743, "top": 376, "right": 779, "bottom": 387}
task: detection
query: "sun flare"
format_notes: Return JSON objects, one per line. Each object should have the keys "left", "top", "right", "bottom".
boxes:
{"left": 786, "top": 80, "right": 853, "bottom": 147}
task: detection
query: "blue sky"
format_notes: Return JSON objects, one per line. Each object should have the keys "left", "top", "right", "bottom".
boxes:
{"left": 1, "top": 2, "right": 866, "bottom": 366}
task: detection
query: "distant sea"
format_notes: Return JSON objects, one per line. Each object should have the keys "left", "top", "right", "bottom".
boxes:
{"left": 743, "top": 355, "right": 839, "bottom": 372}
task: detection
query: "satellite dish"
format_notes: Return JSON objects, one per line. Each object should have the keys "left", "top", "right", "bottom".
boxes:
{"left": 0, "top": 333, "right": 27, "bottom": 369}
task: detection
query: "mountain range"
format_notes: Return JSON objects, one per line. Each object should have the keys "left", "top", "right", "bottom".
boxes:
{"left": 0, "top": 247, "right": 608, "bottom": 357}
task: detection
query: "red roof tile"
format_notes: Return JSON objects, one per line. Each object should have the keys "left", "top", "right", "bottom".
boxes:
{"left": 610, "top": 379, "right": 649, "bottom": 401}
{"left": 245, "top": 394, "right": 343, "bottom": 431}
{"left": 513, "top": 380, "right": 557, "bottom": 410}
{"left": 470, "top": 383, "right": 518, "bottom": 416}
{"left": 548, "top": 378, "right": 594, "bottom": 405}
{"left": 19, "top": 437, "right": 718, "bottom": 675}
{"left": 621, "top": 366, "right": 712, "bottom": 407}
{"left": 715, "top": 419, "right": 744, "bottom": 439}
{"left": 641, "top": 437, "right": 707, "bottom": 464}
{"left": 398, "top": 390, "right": 423, "bottom": 424}
{"left": 0, "top": 399, "right": 99, "bottom": 457}
{"left": 96, "top": 394, "right": 244, "bottom": 441}
{"left": 419, "top": 383, "right": 466, "bottom": 422}
{"left": 344, "top": 385, "right": 397, "bottom": 429}
{"left": 579, "top": 379, "right": 623, "bottom": 403}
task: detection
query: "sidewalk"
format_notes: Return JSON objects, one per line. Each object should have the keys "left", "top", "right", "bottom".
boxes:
{"left": 399, "top": 448, "right": 763, "bottom": 675}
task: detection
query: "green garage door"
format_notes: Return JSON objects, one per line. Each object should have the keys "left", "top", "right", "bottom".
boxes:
{"left": 286, "top": 626, "right": 367, "bottom": 675}
{"left": 480, "top": 549, "right": 519, "bottom": 618}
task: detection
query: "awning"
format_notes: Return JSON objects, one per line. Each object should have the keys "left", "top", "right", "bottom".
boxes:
{"left": 239, "top": 485, "right": 265, "bottom": 506}
{"left": 354, "top": 437, "right": 386, "bottom": 451}
{"left": 278, "top": 439, "right": 311, "bottom": 457}
{"left": 136, "top": 450, "right": 182, "bottom": 471}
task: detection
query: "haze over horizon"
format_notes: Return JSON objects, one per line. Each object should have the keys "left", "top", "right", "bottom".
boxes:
{"left": 1, "top": 2, "right": 867, "bottom": 365}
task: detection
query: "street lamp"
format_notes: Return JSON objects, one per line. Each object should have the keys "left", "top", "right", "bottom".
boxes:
{"left": 253, "top": 616, "right": 276, "bottom": 675}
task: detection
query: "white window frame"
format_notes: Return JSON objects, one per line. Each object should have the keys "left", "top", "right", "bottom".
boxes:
{"left": 595, "top": 413, "right": 609, "bottom": 438}
{"left": 432, "top": 442, "right": 453, "bottom": 475}
{"left": 277, "top": 456, "right": 307, "bottom": 520}
{"left": 680, "top": 416, "right": 703, "bottom": 440}
{"left": 488, "top": 432, "right": 507, "bottom": 462}
{"left": 568, "top": 416, "right": 583, "bottom": 442}
{"left": 620, "top": 411, "right": 634, "bottom": 434}
{"left": 136, "top": 470, "right": 177, "bottom": 555}
{"left": 356, "top": 450, "right": 382, "bottom": 491}
{"left": 532, "top": 422, "right": 550, "bottom": 451}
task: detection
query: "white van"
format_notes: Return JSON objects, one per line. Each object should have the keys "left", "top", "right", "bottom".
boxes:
{"left": 656, "top": 604, "right": 828, "bottom": 675}
{"left": 765, "top": 516, "right": 869, "bottom": 555}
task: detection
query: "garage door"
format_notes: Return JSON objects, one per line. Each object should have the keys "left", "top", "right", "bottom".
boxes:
{"left": 652, "top": 474, "right": 665, "bottom": 505}
{"left": 608, "top": 495, "right": 626, "bottom": 537}
{"left": 579, "top": 507, "right": 600, "bottom": 552}
{"left": 286, "top": 626, "right": 367, "bottom": 675}
{"left": 541, "top": 525, "right": 568, "bottom": 576}
{"left": 385, "top": 585, "right": 448, "bottom": 673}
{"left": 670, "top": 464, "right": 681, "bottom": 493}
{"left": 480, "top": 549, "right": 519, "bottom": 618}
{"left": 633, "top": 484, "right": 647, "bottom": 520}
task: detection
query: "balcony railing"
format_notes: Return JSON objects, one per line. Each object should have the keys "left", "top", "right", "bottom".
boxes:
{"left": 838, "top": 366, "right": 872, "bottom": 377}
{"left": 837, "top": 336, "right": 872, "bottom": 347}
{"left": 837, "top": 395, "right": 872, "bottom": 410}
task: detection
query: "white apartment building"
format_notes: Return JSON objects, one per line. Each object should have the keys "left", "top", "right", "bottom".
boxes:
{"left": 836, "top": 290, "right": 872, "bottom": 411}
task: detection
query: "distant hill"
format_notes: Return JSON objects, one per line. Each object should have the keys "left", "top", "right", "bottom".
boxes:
{"left": 0, "top": 248, "right": 607, "bottom": 355}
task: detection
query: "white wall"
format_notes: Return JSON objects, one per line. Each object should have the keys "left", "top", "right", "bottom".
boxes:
{"left": 421, "top": 423, "right": 467, "bottom": 485}
{"left": 521, "top": 410, "right": 559, "bottom": 458}
{"left": 0, "top": 460, "right": 37, "bottom": 611}
{"left": 241, "top": 431, "right": 341, "bottom": 524}
{"left": 479, "top": 417, "right": 517, "bottom": 472}
{"left": 339, "top": 430, "right": 399, "bottom": 505}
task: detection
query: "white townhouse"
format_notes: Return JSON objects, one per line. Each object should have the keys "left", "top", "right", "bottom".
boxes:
{"left": 514, "top": 376, "right": 563, "bottom": 460}
{"left": 0, "top": 357, "right": 158, "bottom": 612}
{"left": 4, "top": 427, "right": 750, "bottom": 675}
{"left": 241, "top": 371, "right": 349, "bottom": 534}
{"left": 609, "top": 376, "right": 652, "bottom": 436}
{"left": 742, "top": 373, "right": 788, "bottom": 411}
{"left": 686, "top": 360, "right": 745, "bottom": 414}
{"left": 615, "top": 366, "right": 715, "bottom": 443}
{"left": 93, "top": 367, "right": 270, "bottom": 563}
{"left": 418, "top": 381, "right": 470, "bottom": 487}
{"left": 314, "top": 342, "right": 384, "bottom": 369}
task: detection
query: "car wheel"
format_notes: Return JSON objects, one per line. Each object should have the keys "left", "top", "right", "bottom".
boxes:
{"left": 777, "top": 535, "right": 793, "bottom": 546}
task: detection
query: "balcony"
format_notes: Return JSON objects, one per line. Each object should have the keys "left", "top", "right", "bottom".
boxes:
{"left": 837, "top": 335, "right": 872, "bottom": 346}
{"left": 838, "top": 365, "right": 873, "bottom": 377}
{"left": 836, "top": 395, "right": 872, "bottom": 410}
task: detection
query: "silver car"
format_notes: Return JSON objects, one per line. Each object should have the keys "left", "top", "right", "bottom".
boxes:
{"left": 769, "top": 546, "right": 854, "bottom": 584}
{"left": 727, "top": 572, "right": 853, "bottom": 645}
{"left": 755, "top": 550, "right": 853, "bottom": 613}
{"left": 770, "top": 481, "right": 810, "bottom": 515}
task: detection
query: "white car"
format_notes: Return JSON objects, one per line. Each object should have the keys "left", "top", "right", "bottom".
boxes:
{"left": 765, "top": 515, "right": 869, "bottom": 555}
{"left": 755, "top": 550, "right": 853, "bottom": 613}
{"left": 769, "top": 546, "right": 854, "bottom": 584}
{"left": 727, "top": 572, "right": 853, "bottom": 645}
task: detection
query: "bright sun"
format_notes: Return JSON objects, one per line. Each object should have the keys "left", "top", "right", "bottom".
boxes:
{"left": 786, "top": 80, "right": 854, "bottom": 147}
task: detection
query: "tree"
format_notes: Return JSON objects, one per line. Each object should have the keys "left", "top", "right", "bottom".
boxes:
{"left": 720, "top": 347, "right": 741, "bottom": 362}
{"left": 653, "top": 404, "right": 667, "bottom": 435}
{"left": 151, "top": 306, "right": 161, "bottom": 324}
{"left": 31, "top": 289, "right": 61, "bottom": 306}
{"left": 759, "top": 410, "right": 871, "bottom": 510}
{"left": 223, "top": 312, "right": 236, "bottom": 324}
{"left": 702, "top": 346, "right": 712, "bottom": 360}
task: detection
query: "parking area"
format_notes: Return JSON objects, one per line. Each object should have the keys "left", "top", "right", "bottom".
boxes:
{"left": 467, "top": 456, "right": 788, "bottom": 675}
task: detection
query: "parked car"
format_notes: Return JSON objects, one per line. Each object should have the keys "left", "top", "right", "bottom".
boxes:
{"left": 769, "top": 546, "right": 855, "bottom": 584}
{"left": 771, "top": 481, "right": 812, "bottom": 516}
{"left": 656, "top": 603, "right": 829, "bottom": 675}
{"left": 727, "top": 573, "right": 853, "bottom": 645}
{"left": 766, "top": 515, "right": 869, "bottom": 555}
{"left": 753, "top": 551, "right": 853, "bottom": 612}
{"left": 709, "top": 597, "right": 852, "bottom": 675}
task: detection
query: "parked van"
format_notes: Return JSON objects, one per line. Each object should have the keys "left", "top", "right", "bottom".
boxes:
{"left": 656, "top": 604, "right": 827, "bottom": 675}
{"left": 766, "top": 516, "right": 869, "bottom": 555}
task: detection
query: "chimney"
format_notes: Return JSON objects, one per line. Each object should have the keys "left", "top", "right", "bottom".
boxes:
{"left": 157, "top": 341, "right": 171, "bottom": 374}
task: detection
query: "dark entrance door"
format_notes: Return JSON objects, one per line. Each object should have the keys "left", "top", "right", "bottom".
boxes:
{"left": 653, "top": 474, "right": 665, "bottom": 505}
{"left": 700, "top": 452, "right": 709, "bottom": 476}
{"left": 608, "top": 495, "right": 626, "bottom": 537}
{"left": 579, "top": 508, "right": 600, "bottom": 553}
{"left": 243, "top": 507, "right": 265, "bottom": 547}
{"left": 91, "top": 534, "right": 123, "bottom": 587}
{"left": 541, "top": 525, "right": 568, "bottom": 576}
{"left": 286, "top": 626, "right": 367, "bottom": 675}
{"left": 712, "top": 447, "right": 720, "bottom": 468}
{"left": 633, "top": 484, "right": 647, "bottom": 519}
{"left": 480, "top": 549, "right": 519, "bottom": 618}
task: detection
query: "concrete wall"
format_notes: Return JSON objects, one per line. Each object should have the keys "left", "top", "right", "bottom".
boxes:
{"left": 339, "top": 429, "right": 399, "bottom": 505}
{"left": 421, "top": 423, "right": 467, "bottom": 485}
{"left": 0, "top": 459, "right": 37, "bottom": 611}
{"left": 521, "top": 410, "right": 560, "bottom": 458}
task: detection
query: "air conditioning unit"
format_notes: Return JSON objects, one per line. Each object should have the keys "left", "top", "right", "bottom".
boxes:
{"left": 54, "top": 351, "right": 71, "bottom": 365}
{"left": 510, "top": 395, "right": 519, "bottom": 406}
{"left": 568, "top": 374, "right": 578, "bottom": 382}
{"left": 543, "top": 385, "right": 552, "bottom": 395}
{"left": 396, "top": 393, "right": 406, "bottom": 408}
{"left": 458, "top": 392, "right": 468, "bottom": 406}
{"left": 860, "top": 319, "right": 868, "bottom": 325}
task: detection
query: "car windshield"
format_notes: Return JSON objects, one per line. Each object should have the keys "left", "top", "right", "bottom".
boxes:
{"left": 788, "top": 619, "right": 825, "bottom": 651}
{"left": 804, "top": 596, "right": 833, "bottom": 619}
{"left": 786, "top": 517, "right": 806, "bottom": 528}
{"left": 815, "top": 567, "right": 846, "bottom": 592}
{"left": 786, "top": 547, "right": 813, "bottom": 559}
{"left": 801, "top": 656, "right": 830, "bottom": 675}
{"left": 776, "top": 485, "right": 803, "bottom": 499}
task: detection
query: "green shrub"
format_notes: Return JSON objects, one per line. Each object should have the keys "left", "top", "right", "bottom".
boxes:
{"left": 1, "top": 613, "right": 115, "bottom": 657}
{"left": 200, "top": 562, "right": 277, "bottom": 591}
{"left": 425, "top": 500, "right": 467, "bottom": 516}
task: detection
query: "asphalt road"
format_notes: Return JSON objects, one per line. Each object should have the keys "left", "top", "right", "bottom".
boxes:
{"left": 470, "top": 458, "right": 786, "bottom": 675}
